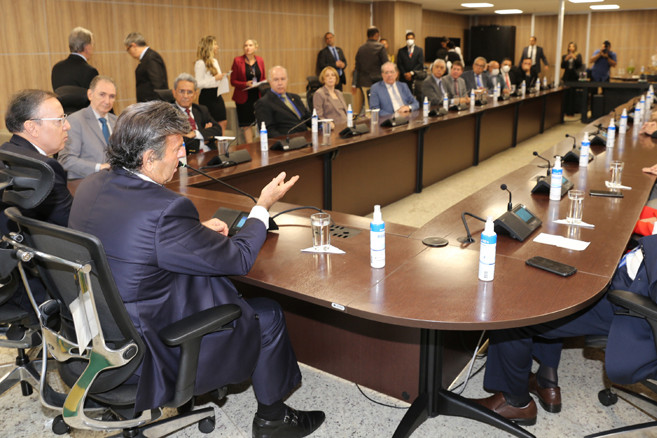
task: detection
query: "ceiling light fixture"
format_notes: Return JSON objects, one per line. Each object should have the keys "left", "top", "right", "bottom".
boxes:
{"left": 590, "top": 4, "right": 619, "bottom": 9}
{"left": 495, "top": 9, "right": 523, "bottom": 14}
{"left": 568, "top": 0, "right": 603, "bottom": 3}
{"left": 461, "top": 3, "right": 494, "bottom": 7}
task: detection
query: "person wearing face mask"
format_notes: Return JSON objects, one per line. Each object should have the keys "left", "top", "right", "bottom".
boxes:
{"left": 500, "top": 58, "right": 520, "bottom": 94}
{"left": 396, "top": 32, "right": 425, "bottom": 95}
{"left": 487, "top": 60, "right": 502, "bottom": 90}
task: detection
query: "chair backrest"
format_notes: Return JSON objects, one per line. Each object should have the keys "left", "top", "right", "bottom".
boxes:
{"left": 0, "top": 150, "right": 54, "bottom": 211}
{"left": 4, "top": 206, "right": 145, "bottom": 394}
{"left": 54, "top": 85, "right": 90, "bottom": 115}
{"left": 154, "top": 89, "right": 174, "bottom": 103}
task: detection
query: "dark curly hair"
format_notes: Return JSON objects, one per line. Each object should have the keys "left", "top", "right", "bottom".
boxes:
{"left": 107, "top": 101, "right": 190, "bottom": 170}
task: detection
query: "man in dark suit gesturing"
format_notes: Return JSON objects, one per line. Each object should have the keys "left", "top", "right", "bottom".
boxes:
{"left": 255, "top": 66, "right": 312, "bottom": 138}
{"left": 51, "top": 27, "right": 99, "bottom": 91}
{"left": 124, "top": 32, "right": 169, "bottom": 102}
{"left": 520, "top": 36, "right": 549, "bottom": 77}
{"left": 171, "top": 73, "right": 222, "bottom": 154}
{"left": 68, "top": 101, "right": 325, "bottom": 438}
{"left": 316, "top": 32, "right": 347, "bottom": 90}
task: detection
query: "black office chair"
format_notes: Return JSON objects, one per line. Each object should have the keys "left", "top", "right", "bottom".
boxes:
{"left": 584, "top": 289, "right": 657, "bottom": 437}
{"left": 2, "top": 206, "right": 243, "bottom": 436}
{"left": 154, "top": 89, "right": 174, "bottom": 103}
{"left": 306, "top": 75, "right": 321, "bottom": 112}
{"left": 0, "top": 149, "right": 55, "bottom": 399}
{"left": 54, "top": 86, "right": 89, "bottom": 115}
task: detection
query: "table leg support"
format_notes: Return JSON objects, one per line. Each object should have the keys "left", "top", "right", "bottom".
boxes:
{"left": 392, "top": 329, "right": 535, "bottom": 438}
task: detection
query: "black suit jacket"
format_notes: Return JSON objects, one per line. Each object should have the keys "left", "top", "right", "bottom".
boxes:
{"left": 509, "top": 66, "right": 537, "bottom": 88}
{"left": 51, "top": 54, "right": 99, "bottom": 90}
{"left": 254, "top": 91, "right": 311, "bottom": 138}
{"left": 0, "top": 135, "right": 73, "bottom": 234}
{"left": 396, "top": 46, "right": 425, "bottom": 87}
{"left": 176, "top": 103, "right": 223, "bottom": 154}
{"left": 316, "top": 46, "right": 347, "bottom": 85}
{"left": 136, "top": 48, "right": 168, "bottom": 102}
{"left": 521, "top": 45, "right": 549, "bottom": 75}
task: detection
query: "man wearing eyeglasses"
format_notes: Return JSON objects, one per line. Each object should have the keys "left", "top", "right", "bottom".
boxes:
{"left": 463, "top": 56, "right": 493, "bottom": 94}
{"left": 1, "top": 89, "right": 73, "bottom": 230}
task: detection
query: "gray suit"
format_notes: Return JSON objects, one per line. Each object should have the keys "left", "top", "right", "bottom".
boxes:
{"left": 442, "top": 76, "right": 468, "bottom": 99}
{"left": 462, "top": 70, "right": 493, "bottom": 93}
{"left": 421, "top": 75, "right": 448, "bottom": 106}
{"left": 58, "top": 106, "right": 117, "bottom": 179}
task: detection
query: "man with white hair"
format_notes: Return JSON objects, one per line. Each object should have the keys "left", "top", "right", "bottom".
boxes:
{"left": 51, "top": 26, "right": 99, "bottom": 90}
{"left": 369, "top": 62, "right": 419, "bottom": 116}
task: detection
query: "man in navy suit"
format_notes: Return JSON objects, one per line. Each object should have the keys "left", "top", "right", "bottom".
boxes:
{"left": 58, "top": 75, "right": 118, "bottom": 179}
{"left": 520, "top": 36, "right": 549, "bottom": 77}
{"left": 396, "top": 32, "right": 425, "bottom": 93}
{"left": 124, "top": 32, "right": 168, "bottom": 102}
{"left": 68, "top": 101, "right": 325, "bottom": 438}
{"left": 316, "top": 32, "right": 347, "bottom": 91}
{"left": 51, "top": 27, "right": 99, "bottom": 91}
{"left": 1, "top": 89, "right": 74, "bottom": 308}
{"left": 255, "top": 66, "right": 312, "bottom": 138}
{"left": 171, "top": 73, "right": 222, "bottom": 154}
{"left": 470, "top": 238, "right": 657, "bottom": 426}
{"left": 369, "top": 62, "right": 419, "bottom": 116}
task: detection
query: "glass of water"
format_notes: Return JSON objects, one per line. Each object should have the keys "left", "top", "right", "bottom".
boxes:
{"left": 311, "top": 213, "right": 331, "bottom": 251}
{"left": 610, "top": 161, "right": 624, "bottom": 188}
{"left": 567, "top": 190, "right": 584, "bottom": 224}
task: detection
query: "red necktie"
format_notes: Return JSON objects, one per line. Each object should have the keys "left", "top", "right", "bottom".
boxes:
{"left": 185, "top": 108, "right": 197, "bottom": 130}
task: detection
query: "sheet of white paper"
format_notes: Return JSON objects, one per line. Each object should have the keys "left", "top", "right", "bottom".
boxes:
{"left": 301, "top": 245, "right": 346, "bottom": 254}
{"left": 553, "top": 219, "right": 595, "bottom": 229}
{"left": 605, "top": 181, "right": 631, "bottom": 190}
{"left": 533, "top": 232, "right": 590, "bottom": 251}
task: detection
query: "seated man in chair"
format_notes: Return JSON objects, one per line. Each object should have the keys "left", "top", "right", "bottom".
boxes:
{"left": 369, "top": 61, "right": 419, "bottom": 117}
{"left": 68, "top": 101, "right": 325, "bottom": 438}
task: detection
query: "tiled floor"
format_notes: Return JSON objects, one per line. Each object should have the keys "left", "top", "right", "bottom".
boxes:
{"left": 2, "top": 117, "right": 657, "bottom": 437}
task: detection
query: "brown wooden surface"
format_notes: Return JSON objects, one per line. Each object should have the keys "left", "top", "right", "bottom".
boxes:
{"left": 479, "top": 104, "right": 516, "bottom": 162}
{"left": 423, "top": 114, "right": 476, "bottom": 187}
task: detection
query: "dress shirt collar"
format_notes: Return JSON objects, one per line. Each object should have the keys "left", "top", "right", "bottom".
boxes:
{"left": 175, "top": 102, "right": 192, "bottom": 113}
{"left": 71, "top": 52, "right": 88, "bottom": 62}
{"left": 28, "top": 141, "right": 48, "bottom": 156}
{"left": 139, "top": 46, "right": 150, "bottom": 61}
{"left": 123, "top": 166, "right": 160, "bottom": 185}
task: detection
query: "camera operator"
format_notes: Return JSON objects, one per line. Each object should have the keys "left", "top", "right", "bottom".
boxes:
{"left": 590, "top": 40, "right": 617, "bottom": 82}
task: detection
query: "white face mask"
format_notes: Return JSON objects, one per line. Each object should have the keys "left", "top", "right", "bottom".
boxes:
{"left": 491, "top": 68, "right": 500, "bottom": 76}
{"left": 406, "top": 39, "right": 414, "bottom": 47}
{"left": 501, "top": 65, "right": 511, "bottom": 73}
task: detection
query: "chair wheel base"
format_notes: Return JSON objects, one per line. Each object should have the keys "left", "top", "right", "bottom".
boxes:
{"left": 598, "top": 389, "right": 618, "bottom": 406}
{"left": 52, "top": 415, "right": 70, "bottom": 435}
{"left": 198, "top": 416, "right": 215, "bottom": 433}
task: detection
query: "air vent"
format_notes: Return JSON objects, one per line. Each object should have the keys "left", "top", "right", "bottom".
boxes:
{"left": 330, "top": 224, "right": 361, "bottom": 239}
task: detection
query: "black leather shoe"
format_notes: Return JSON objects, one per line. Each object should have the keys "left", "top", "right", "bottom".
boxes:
{"left": 252, "top": 405, "right": 325, "bottom": 438}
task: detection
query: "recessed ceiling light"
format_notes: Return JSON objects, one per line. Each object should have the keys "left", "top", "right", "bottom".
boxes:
{"left": 590, "top": 4, "right": 619, "bottom": 9}
{"left": 568, "top": 0, "right": 603, "bottom": 3}
{"left": 461, "top": 2, "right": 494, "bottom": 7}
{"left": 495, "top": 9, "right": 523, "bottom": 14}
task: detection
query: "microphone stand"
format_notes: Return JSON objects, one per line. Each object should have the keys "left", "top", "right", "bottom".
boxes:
{"left": 457, "top": 212, "right": 486, "bottom": 244}
{"left": 271, "top": 117, "right": 313, "bottom": 150}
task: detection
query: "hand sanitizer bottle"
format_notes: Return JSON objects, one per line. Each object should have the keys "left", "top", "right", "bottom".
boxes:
{"left": 607, "top": 118, "right": 616, "bottom": 147}
{"left": 259, "top": 122, "right": 268, "bottom": 151}
{"left": 520, "top": 80, "right": 526, "bottom": 98}
{"left": 347, "top": 104, "right": 353, "bottom": 128}
{"left": 423, "top": 96, "right": 429, "bottom": 117}
{"left": 470, "top": 89, "right": 475, "bottom": 110}
{"left": 478, "top": 216, "right": 496, "bottom": 281}
{"left": 619, "top": 108, "right": 628, "bottom": 134}
{"left": 311, "top": 108, "right": 318, "bottom": 133}
{"left": 579, "top": 132, "right": 590, "bottom": 168}
{"left": 370, "top": 205, "right": 385, "bottom": 269}
{"left": 550, "top": 155, "right": 563, "bottom": 201}
{"left": 443, "top": 94, "right": 449, "bottom": 111}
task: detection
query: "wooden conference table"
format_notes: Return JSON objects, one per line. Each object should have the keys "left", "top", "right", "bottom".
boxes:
{"left": 167, "top": 87, "right": 564, "bottom": 216}
{"left": 169, "top": 106, "right": 657, "bottom": 437}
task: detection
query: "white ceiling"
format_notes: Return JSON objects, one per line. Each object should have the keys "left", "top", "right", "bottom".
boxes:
{"left": 393, "top": 0, "right": 657, "bottom": 15}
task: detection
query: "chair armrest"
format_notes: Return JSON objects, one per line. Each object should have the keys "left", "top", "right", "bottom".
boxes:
{"left": 159, "top": 304, "right": 242, "bottom": 347}
{"left": 608, "top": 289, "right": 657, "bottom": 321}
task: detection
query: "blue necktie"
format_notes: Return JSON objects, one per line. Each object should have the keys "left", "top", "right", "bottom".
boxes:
{"left": 476, "top": 75, "right": 482, "bottom": 88}
{"left": 99, "top": 118, "right": 110, "bottom": 144}
{"left": 330, "top": 47, "right": 342, "bottom": 76}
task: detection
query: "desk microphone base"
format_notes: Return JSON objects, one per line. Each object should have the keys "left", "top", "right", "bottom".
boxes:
{"left": 393, "top": 329, "right": 535, "bottom": 438}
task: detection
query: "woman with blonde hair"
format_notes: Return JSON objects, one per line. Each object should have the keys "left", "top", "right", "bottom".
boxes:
{"left": 231, "top": 39, "right": 266, "bottom": 143}
{"left": 561, "top": 42, "right": 583, "bottom": 116}
{"left": 195, "top": 35, "right": 228, "bottom": 133}
{"left": 313, "top": 66, "right": 348, "bottom": 127}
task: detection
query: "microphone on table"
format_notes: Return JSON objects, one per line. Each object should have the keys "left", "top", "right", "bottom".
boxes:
{"left": 178, "top": 161, "right": 278, "bottom": 231}
{"left": 270, "top": 117, "right": 313, "bottom": 151}
{"left": 500, "top": 183, "right": 512, "bottom": 212}
{"left": 457, "top": 212, "right": 486, "bottom": 244}
{"left": 563, "top": 133, "right": 592, "bottom": 163}
{"left": 532, "top": 151, "right": 551, "bottom": 176}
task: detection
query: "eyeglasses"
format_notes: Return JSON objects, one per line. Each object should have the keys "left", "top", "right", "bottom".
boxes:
{"left": 30, "top": 114, "right": 68, "bottom": 127}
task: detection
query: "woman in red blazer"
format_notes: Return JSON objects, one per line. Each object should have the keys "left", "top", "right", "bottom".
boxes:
{"left": 231, "top": 39, "right": 266, "bottom": 143}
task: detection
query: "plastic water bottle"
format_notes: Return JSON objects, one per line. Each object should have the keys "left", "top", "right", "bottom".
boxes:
{"left": 543, "top": 76, "right": 548, "bottom": 89}
{"left": 619, "top": 108, "right": 628, "bottom": 134}
{"left": 494, "top": 82, "right": 500, "bottom": 99}
{"left": 640, "top": 95, "right": 646, "bottom": 123}
{"left": 311, "top": 108, "right": 318, "bottom": 133}
{"left": 259, "top": 122, "right": 268, "bottom": 151}
{"left": 535, "top": 79, "right": 541, "bottom": 93}
{"left": 470, "top": 89, "right": 475, "bottom": 110}
{"left": 347, "top": 104, "right": 353, "bottom": 128}
{"left": 549, "top": 155, "right": 563, "bottom": 201}
{"left": 478, "top": 216, "right": 496, "bottom": 281}
{"left": 423, "top": 96, "right": 429, "bottom": 117}
{"left": 520, "top": 80, "right": 526, "bottom": 98}
{"left": 370, "top": 205, "right": 385, "bottom": 269}
{"left": 607, "top": 118, "right": 616, "bottom": 148}
{"left": 579, "top": 132, "right": 590, "bottom": 168}
{"left": 443, "top": 94, "right": 449, "bottom": 111}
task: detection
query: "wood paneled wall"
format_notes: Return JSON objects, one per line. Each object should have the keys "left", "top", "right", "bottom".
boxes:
{"left": 422, "top": 10, "right": 469, "bottom": 60}
{"left": 334, "top": 0, "right": 372, "bottom": 89}
{"left": 477, "top": 10, "right": 657, "bottom": 79}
